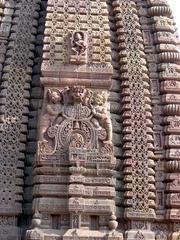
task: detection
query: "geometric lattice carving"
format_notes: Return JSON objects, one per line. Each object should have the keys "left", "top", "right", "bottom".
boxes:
{"left": 113, "top": 0, "right": 155, "bottom": 220}
{"left": 0, "top": 0, "right": 40, "bottom": 239}
{"left": 42, "top": 0, "right": 111, "bottom": 67}
{"left": 0, "top": 0, "right": 39, "bottom": 214}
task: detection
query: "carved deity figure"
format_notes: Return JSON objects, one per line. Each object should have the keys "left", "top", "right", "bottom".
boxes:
{"left": 71, "top": 31, "right": 86, "bottom": 57}
{"left": 91, "top": 92, "right": 112, "bottom": 143}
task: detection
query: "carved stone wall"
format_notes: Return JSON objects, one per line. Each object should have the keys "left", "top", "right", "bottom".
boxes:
{"left": 106, "top": 0, "right": 124, "bottom": 227}
{"left": 0, "top": 0, "right": 180, "bottom": 240}
{"left": 22, "top": 2, "right": 47, "bottom": 236}
{"left": 41, "top": 0, "right": 111, "bottom": 66}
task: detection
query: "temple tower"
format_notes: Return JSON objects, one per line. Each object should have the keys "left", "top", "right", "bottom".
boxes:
{"left": 0, "top": 0, "right": 180, "bottom": 240}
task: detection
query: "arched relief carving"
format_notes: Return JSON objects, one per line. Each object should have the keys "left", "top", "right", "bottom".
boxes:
{"left": 38, "top": 86, "right": 115, "bottom": 167}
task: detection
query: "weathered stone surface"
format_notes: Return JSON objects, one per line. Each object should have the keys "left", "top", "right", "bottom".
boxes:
{"left": 0, "top": 0, "right": 180, "bottom": 239}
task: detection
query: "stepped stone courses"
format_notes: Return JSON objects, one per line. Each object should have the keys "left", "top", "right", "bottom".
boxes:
{"left": 0, "top": 0, "right": 180, "bottom": 239}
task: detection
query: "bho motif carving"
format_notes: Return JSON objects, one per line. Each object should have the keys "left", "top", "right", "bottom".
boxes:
{"left": 38, "top": 86, "right": 114, "bottom": 166}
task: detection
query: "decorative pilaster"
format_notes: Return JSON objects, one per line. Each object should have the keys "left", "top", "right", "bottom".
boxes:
{"left": 22, "top": 1, "right": 47, "bottom": 231}
{"left": 0, "top": 0, "right": 40, "bottom": 238}
{"left": 113, "top": 0, "right": 156, "bottom": 239}
{"left": 26, "top": 1, "right": 123, "bottom": 240}
{"left": 147, "top": 0, "right": 180, "bottom": 238}
{"left": 137, "top": 0, "right": 169, "bottom": 236}
{"left": 0, "top": 0, "right": 5, "bottom": 79}
{"left": 0, "top": 0, "right": 14, "bottom": 80}
{"left": 106, "top": 0, "right": 124, "bottom": 228}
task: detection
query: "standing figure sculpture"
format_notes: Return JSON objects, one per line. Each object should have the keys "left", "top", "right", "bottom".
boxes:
{"left": 91, "top": 92, "right": 112, "bottom": 143}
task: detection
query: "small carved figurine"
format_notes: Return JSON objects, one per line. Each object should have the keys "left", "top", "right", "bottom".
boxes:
{"left": 91, "top": 92, "right": 112, "bottom": 143}
{"left": 39, "top": 89, "right": 63, "bottom": 141}
{"left": 71, "top": 31, "right": 86, "bottom": 57}
{"left": 47, "top": 89, "right": 63, "bottom": 119}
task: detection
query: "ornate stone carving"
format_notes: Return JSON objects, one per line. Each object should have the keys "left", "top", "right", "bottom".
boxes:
{"left": 0, "top": 0, "right": 40, "bottom": 238}
{"left": 42, "top": 0, "right": 111, "bottom": 68}
{"left": 70, "top": 31, "right": 87, "bottom": 64}
{"left": 26, "top": 212, "right": 42, "bottom": 240}
{"left": 71, "top": 212, "right": 81, "bottom": 229}
{"left": 108, "top": 213, "right": 118, "bottom": 232}
{"left": 71, "top": 32, "right": 86, "bottom": 56}
{"left": 31, "top": 71, "right": 119, "bottom": 238}
{"left": 136, "top": 231, "right": 145, "bottom": 240}
{"left": 1, "top": 0, "right": 179, "bottom": 239}
{"left": 113, "top": 0, "right": 155, "bottom": 221}
{"left": 38, "top": 86, "right": 114, "bottom": 166}
{"left": 147, "top": 0, "right": 180, "bottom": 235}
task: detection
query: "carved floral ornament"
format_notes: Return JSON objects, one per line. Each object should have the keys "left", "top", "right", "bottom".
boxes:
{"left": 38, "top": 86, "right": 114, "bottom": 165}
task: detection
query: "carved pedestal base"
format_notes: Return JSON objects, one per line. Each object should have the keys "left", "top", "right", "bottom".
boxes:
{"left": 26, "top": 228, "right": 123, "bottom": 240}
{"left": 70, "top": 55, "right": 86, "bottom": 65}
{"left": 125, "top": 230, "right": 155, "bottom": 240}
{"left": 26, "top": 228, "right": 42, "bottom": 240}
